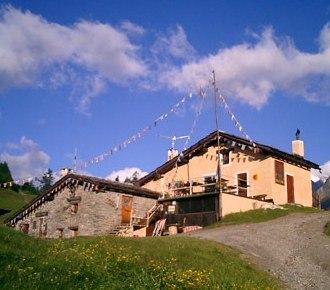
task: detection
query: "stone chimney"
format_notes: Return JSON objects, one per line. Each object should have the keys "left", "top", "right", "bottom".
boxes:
{"left": 292, "top": 129, "right": 304, "bottom": 157}
{"left": 167, "top": 148, "right": 179, "bottom": 161}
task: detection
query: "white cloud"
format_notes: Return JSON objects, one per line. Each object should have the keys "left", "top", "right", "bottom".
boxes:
{"left": 1, "top": 6, "right": 330, "bottom": 112}
{"left": 0, "top": 6, "right": 148, "bottom": 112}
{"left": 311, "top": 160, "right": 330, "bottom": 182}
{"left": 0, "top": 136, "right": 50, "bottom": 180}
{"left": 120, "top": 20, "right": 145, "bottom": 36}
{"left": 106, "top": 167, "right": 148, "bottom": 182}
{"left": 151, "top": 25, "right": 196, "bottom": 61}
{"left": 159, "top": 25, "right": 330, "bottom": 108}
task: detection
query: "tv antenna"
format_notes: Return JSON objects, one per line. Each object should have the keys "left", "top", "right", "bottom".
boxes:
{"left": 159, "top": 135, "right": 189, "bottom": 150}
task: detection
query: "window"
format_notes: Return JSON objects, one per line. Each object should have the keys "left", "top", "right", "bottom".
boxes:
{"left": 20, "top": 223, "right": 29, "bottom": 234}
{"left": 32, "top": 221, "right": 37, "bottom": 230}
{"left": 220, "top": 149, "right": 230, "bottom": 165}
{"left": 72, "top": 228, "right": 78, "bottom": 237}
{"left": 57, "top": 228, "right": 64, "bottom": 239}
{"left": 69, "top": 226, "right": 78, "bottom": 237}
{"left": 275, "top": 160, "right": 284, "bottom": 185}
{"left": 70, "top": 203, "right": 78, "bottom": 214}
{"left": 237, "top": 173, "right": 248, "bottom": 197}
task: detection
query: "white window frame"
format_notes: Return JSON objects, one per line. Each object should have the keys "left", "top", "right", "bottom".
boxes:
{"left": 235, "top": 171, "right": 249, "bottom": 197}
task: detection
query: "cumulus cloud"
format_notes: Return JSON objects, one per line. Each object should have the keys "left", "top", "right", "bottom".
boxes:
{"left": 106, "top": 167, "right": 148, "bottom": 182}
{"left": 0, "top": 5, "right": 148, "bottom": 113}
{"left": 1, "top": 6, "right": 330, "bottom": 112}
{"left": 159, "top": 25, "right": 330, "bottom": 108}
{"left": 311, "top": 160, "right": 330, "bottom": 182}
{"left": 0, "top": 136, "right": 50, "bottom": 180}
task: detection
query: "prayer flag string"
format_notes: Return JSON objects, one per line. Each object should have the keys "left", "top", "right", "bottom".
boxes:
{"left": 76, "top": 92, "right": 193, "bottom": 170}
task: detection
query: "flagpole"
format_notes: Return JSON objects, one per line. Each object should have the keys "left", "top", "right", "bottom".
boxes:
{"left": 212, "top": 70, "right": 222, "bottom": 220}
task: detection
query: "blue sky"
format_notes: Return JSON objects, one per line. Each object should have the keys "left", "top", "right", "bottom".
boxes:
{"left": 0, "top": 0, "right": 330, "bottom": 181}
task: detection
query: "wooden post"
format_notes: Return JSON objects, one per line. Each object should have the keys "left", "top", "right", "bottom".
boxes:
{"left": 212, "top": 70, "right": 222, "bottom": 220}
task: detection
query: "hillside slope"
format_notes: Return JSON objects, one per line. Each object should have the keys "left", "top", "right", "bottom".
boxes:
{"left": 0, "top": 226, "right": 280, "bottom": 289}
{"left": 0, "top": 189, "right": 35, "bottom": 223}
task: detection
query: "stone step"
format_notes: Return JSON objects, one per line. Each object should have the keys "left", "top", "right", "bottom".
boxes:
{"left": 109, "top": 224, "right": 131, "bottom": 236}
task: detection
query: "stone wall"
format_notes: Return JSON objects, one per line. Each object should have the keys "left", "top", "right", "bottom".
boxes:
{"left": 15, "top": 184, "right": 157, "bottom": 239}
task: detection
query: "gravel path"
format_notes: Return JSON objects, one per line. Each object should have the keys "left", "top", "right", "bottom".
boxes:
{"left": 189, "top": 212, "right": 330, "bottom": 289}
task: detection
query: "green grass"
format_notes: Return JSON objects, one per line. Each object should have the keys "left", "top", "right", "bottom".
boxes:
{"left": 324, "top": 222, "right": 330, "bottom": 236}
{"left": 209, "top": 204, "right": 320, "bottom": 228}
{"left": 0, "top": 189, "right": 35, "bottom": 223}
{"left": 0, "top": 226, "right": 281, "bottom": 290}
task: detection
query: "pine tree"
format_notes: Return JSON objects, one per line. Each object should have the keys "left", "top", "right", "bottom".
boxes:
{"left": 124, "top": 171, "right": 140, "bottom": 183}
{"left": 38, "top": 169, "right": 54, "bottom": 193}
{"left": 0, "top": 162, "right": 13, "bottom": 184}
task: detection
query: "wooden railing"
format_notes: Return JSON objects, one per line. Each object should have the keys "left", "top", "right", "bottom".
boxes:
{"left": 131, "top": 204, "right": 162, "bottom": 227}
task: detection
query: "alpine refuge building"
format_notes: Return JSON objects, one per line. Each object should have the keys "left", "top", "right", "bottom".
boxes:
{"left": 137, "top": 130, "right": 319, "bottom": 217}
{"left": 6, "top": 130, "right": 320, "bottom": 238}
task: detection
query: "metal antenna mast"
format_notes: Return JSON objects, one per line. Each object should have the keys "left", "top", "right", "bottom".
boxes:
{"left": 73, "top": 148, "right": 78, "bottom": 172}
{"left": 212, "top": 70, "right": 222, "bottom": 219}
{"left": 159, "top": 135, "right": 189, "bottom": 150}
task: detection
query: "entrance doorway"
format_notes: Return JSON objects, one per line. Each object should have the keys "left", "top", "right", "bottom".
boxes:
{"left": 286, "top": 175, "right": 295, "bottom": 203}
{"left": 121, "top": 195, "right": 133, "bottom": 224}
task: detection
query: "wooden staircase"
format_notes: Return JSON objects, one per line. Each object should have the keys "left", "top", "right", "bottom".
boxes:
{"left": 131, "top": 204, "right": 162, "bottom": 228}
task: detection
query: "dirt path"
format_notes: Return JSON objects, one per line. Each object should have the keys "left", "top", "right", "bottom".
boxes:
{"left": 189, "top": 212, "right": 330, "bottom": 289}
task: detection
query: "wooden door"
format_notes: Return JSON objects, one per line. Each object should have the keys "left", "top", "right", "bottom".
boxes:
{"left": 121, "top": 195, "right": 133, "bottom": 224}
{"left": 287, "top": 175, "right": 295, "bottom": 203}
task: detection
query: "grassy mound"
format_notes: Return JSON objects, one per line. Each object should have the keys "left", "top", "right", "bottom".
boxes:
{"left": 0, "top": 226, "right": 280, "bottom": 289}
{"left": 324, "top": 222, "right": 330, "bottom": 236}
{"left": 0, "top": 189, "right": 35, "bottom": 223}
{"left": 209, "top": 204, "right": 320, "bottom": 228}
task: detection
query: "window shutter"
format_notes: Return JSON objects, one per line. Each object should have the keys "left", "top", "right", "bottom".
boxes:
{"left": 275, "top": 160, "right": 284, "bottom": 185}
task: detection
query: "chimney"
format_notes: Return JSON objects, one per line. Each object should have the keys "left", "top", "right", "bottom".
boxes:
{"left": 60, "top": 168, "right": 72, "bottom": 177}
{"left": 167, "top": 148, "right": 179, "bottom": 161}
{"left": 292, "top": 129, "right": 304, "bottom": 157}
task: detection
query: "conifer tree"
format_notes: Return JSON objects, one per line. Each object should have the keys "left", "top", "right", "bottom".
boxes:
{"left": 38, "top": 169, "right": 54, "bottom": 192}
{"left": 0, "top": 162, "right": 13, "bottom": 184}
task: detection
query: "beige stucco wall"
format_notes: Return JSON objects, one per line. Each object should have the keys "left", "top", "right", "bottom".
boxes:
{"left": 222, "top": 193, "right": 276, "bottom": 216}
{"left": 142, "top": 145, "right": 313, "bottom": 207}
{"left": 270, "top": 160, "right": 312, "bottom": 206}
{"left": 15, "top": 185, "right": 156, "bottom": 239}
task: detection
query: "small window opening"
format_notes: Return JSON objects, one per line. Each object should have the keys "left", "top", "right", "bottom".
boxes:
{"left": 220, "top": 149, "right": 230, "bottom": 165}
{"left": 71, "top": 228, "right": 78, "bottom": 237}
{"left": 57, "top": 228, "right": 64, "bottom": 238}
{"left": 71, "top": 203, "right": 78, "bottom": 214}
